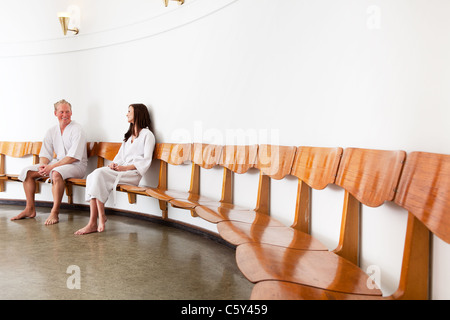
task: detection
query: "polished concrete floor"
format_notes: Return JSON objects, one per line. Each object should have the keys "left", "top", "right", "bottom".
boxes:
{"left": 0, "top": 205, "right": 253, "bottom": 300}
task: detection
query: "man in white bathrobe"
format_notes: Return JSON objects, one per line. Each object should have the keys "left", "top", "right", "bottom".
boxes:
{"left": 11, "top": 99, "right": 87, "bottom": 225}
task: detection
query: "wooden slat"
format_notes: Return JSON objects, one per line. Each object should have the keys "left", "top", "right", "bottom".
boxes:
{"left": 291, "top": 146, "right": 343, "bottom": 189}
{"left": 154, "top": 143, "right": 191, "bottom": 165}
{"left": 191, "top": 143, "right": 222, "bottom": 169}
{"left": 0, "top": 141, "right": 34, "bottom": 158}
{"left": 219, "top": 145, "right": 257, "bottom": 174}
{"left": 335, "top": 148, "right": 406, "bottom": 207}
{"left": 394, "top": 151, "right": 450, "bottom": 244}
{"left": 255, "top": 145, "right": 296, "bottom": 180}
{"left": 96, "top": 142, "right": 122, "bottom": 162}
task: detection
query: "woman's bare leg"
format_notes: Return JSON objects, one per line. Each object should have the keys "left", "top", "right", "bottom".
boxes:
{"left": 74, "top": 199, "right": 99, "bottom": 235}
{"left": 96, "top": 199, "right": 107, "bottom": 232}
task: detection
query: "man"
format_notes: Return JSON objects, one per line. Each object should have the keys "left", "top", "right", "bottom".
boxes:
{"left": 11, "top": 99, "right": 87, "bottom": 225}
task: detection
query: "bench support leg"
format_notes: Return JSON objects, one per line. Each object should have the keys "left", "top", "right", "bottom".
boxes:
{"left": 391, "top": 213, "right": 430, "bottom": 300}
{"left": 333, "top": 191, "right": 360, "bottom": 266}
{"left": 159, "top": 200, "right": 168, "bottom": 219}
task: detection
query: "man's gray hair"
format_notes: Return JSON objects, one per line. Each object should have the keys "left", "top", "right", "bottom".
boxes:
{"left": 54, "top": 99, "right": 72, "bottom": 111}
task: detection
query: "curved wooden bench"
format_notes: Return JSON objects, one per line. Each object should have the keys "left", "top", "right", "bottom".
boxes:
{"left": 2, "top": 141, "right": 448, "bottom": 300}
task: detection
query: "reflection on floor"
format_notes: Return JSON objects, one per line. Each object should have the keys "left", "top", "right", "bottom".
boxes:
{"left": 0, "top": 205, "right": 253, "bottom": 300}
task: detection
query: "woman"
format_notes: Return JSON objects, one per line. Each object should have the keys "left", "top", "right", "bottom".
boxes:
{"left": 75, "top": 104, "right": 155, "bottom": 235}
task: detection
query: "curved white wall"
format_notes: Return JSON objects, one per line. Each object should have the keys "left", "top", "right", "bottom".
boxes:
{"left": 1, "top": 0, "right": 449, "bottom": 299}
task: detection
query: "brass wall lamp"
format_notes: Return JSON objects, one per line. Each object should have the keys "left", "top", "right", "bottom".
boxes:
{"left": 57, "top": 10, "right": 79, "bottom": 35}
{"left": 164, "top": 0, "right": 185, "bottom": 7}
{"left": 58, "top": 5, "right": 80, "bottom": 35}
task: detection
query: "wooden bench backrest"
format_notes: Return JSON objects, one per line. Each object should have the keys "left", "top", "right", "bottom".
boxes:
{"left": 31, "top": 141, "right": 97, "bottom": 163}
{"left": 394, "top": 151, "right": 450, "bottom": 244}
{"left": 95, "top": 142, "right": 122, "bottom": 167}
{"left": 220, "top": 145, "right": 258, "bottom": 174}
{"left": 291, "top": 146, "right": 343, "bottom": 189}
{"left": 335, "top": 148, "right": 406, "bottom": 207}
{"left": 255, "top": 145, "right": 296, "bottom": 180}
{"left": 0, "top": 141, "right": 34, "bottom": 158}
{"left": 191, "top": 143, "right": 223, "bottom": 169}
{"left": 154, "top": 143, "right": 191, "bottom": 165}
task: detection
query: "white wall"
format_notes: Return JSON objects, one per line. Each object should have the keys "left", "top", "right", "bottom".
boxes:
{"left": 1, "top": 0, "right": 449, "bottom": 299}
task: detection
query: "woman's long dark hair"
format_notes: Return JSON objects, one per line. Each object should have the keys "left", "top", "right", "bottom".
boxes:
{"left": 124, "top": 104, "right": 152, "bottom": 142}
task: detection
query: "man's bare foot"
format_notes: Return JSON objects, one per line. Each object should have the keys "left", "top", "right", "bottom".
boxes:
{"left": 11, "top": 208, "right": 36, "bottom": 221}
{"left": 45, "top": 211, "right": 59, "bottom": 225}
{"left": 74, "top": 224, "right": 98, "bottom": 235}
{"left": 98, "top": 214, "right": 107, "bottom": 233}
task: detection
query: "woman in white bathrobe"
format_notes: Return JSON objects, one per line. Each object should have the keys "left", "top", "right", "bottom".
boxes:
{"left": 75, "top": 104, "right": 155, "bottom": 235}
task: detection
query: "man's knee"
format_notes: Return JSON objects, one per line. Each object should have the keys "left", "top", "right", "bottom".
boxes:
{"left": 51, "top": 171, "right": 64, "bottom": 184}
{"left": 25, "top": 170, "right": 42, "bottom": 181}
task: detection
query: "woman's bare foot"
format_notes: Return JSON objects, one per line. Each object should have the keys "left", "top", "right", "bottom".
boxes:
{"left": 74, "top": 223, "right": 98, "bottom": 235}
{"left": 45, "top": 210, "right": 59, "bottom": 225}
{"left": 98, "top": 214, "right": 107, "bottom": 233}
{"left": 11, "top": 208, "right": 36, "bottom": 221}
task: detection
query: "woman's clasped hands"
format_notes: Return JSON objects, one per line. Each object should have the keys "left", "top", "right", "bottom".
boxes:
{"left": 108, "top": 162, "right": 126, "bottom": 171}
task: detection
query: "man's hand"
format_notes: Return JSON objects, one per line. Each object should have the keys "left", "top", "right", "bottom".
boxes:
{"left": 38, "top": 164, "right": 53, "bottom": 176}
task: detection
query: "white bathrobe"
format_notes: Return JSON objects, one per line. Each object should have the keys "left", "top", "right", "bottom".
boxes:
{"left": 19, "top": 121, "right": 88, "bottom": 181}
{"left": 85, "top": 128, "right": 155, "bottom": 204}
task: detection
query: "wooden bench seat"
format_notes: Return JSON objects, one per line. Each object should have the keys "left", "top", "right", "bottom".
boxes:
{"left": 217, "top": 146, "right": 342, "bottom": 249}
{"left": 239, "top": 243, "right": 383, "bottom": 296}
{"left": 235, "top": 148, "right": 405, "bottom": 297}
{"left": 218, "top": 220, "right": 327, "bottom": 250}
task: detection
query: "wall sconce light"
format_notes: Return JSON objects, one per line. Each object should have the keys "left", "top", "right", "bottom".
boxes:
{"left": 57, "top": 5, "right": 80, "bottom": 35}
{"left": 164, "top": 0, "right": 185, "bottom": 7}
